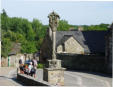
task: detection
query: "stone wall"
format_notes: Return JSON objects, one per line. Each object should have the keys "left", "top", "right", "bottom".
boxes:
{"left": 1, "top": 54, "right": 33, "bottom": 67}
{"left": 57, "top": 53, "right": 106, "bottom": 73}
{"left": 17, "top": 73, "right": 50, "bottom": 86}
{"left": 1, "top": 57, "right": 8, "bottom": 67}
{"left": 105, "top": 24, "right": 112, "bottom": 74}
{"left": 1, "top": 54, "right": 24, "bottom": 67}
{"left": 9, "top": 54, "right": 26, "bottom": 67}
{"left": 57, "top": 36, "right": 84, "bottom": 54}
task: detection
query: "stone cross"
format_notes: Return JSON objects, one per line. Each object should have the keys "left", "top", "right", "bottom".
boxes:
{"left": 43, "top": 12, "right": 65, "bottom": 86}
{"left": 48, "top": 11, "right": 60, "bottom": 60}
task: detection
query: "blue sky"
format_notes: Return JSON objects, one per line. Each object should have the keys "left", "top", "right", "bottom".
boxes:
{"left": 1, "top": 0, "right": 113, "bottom": 25}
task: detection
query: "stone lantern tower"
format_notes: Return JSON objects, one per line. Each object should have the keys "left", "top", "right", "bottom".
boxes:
{"left": 43, "top": 11, "right": 65, "bottom": 86}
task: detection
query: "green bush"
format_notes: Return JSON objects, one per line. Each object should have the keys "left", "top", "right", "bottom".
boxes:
{"left": 37, "top": 63, "right": 44, "bottom": 69}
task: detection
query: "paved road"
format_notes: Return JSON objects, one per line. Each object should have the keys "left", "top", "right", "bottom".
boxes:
{"left": 0, "top": 67, "right": 112, "bottom": 87}
{"left": 64, "top": 71, "right": 112, "bottom": 87}
{"left": 0, "top": 67, "right": 22, "bottom": 86}
{"left": 36, "top": 69, "right": 112, "bottom": 87}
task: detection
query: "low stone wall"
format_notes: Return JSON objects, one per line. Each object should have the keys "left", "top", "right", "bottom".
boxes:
{"left": 57, "top": 53, "right": 106, "bottom": 73}
{"left": 1, "top": 54, "right": 34, "bottom": 67}
{"left": 17, "top": 73, "right": 50, "bottom": 86}
{"left": 1, "top": 58, "right": 8, "bottom": 67}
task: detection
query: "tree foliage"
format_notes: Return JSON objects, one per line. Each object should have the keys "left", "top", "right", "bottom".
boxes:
{"left": 1, "top": 38, "right": 12, "bottom": 57}
{"left": 1, "top": 10, "right": 109, "bottom": 57}
{"left": 21, "top": 41, "right": 37, "bottom": 53}
{"left": 58, "top": 20, "right": 70, "bottom": 31}
{"left": 82, "top": 24, "right": 109, "bottom": 31}
{"left": 1, "top": 10, "right": 47, "bottom": 57}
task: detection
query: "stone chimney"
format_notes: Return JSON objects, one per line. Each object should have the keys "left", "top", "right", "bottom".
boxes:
{"left": 78, "top": 26, "right": 83, "bottom": 31}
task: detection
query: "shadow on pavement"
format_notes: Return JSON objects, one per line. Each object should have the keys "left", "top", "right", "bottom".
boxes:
{"left": 11, "top": 77, "right": 26, "bottom": 86}
{"left": 0, "top": 76, "right": 11, "bottom": 79}
{"left": 0, "top": 75, "right": 25, "bottom": 86}
{"left": 66, "top": 69, "right": 112, "bottom": 78}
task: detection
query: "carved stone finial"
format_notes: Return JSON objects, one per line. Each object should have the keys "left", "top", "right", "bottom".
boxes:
{"left": 48, "top": 11, "right": 60, "bottom": 32}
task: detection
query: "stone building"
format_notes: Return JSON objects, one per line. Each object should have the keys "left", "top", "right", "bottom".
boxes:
{"left": 40, "top": 21, "right": 113, "bottom": 73}
{"left": 105, "top": 23, "right": 113, "bottom": 74}
{"left": 1, "top": 43, "right": 24, "bottom": 67}
{"left": 2, "top": 43, "right": 22, "bottom": 67}
{"left": 40, "top": 27, "right": 107, "bottom": 62}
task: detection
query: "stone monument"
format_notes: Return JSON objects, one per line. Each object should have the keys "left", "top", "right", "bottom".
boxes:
{"left": 43, "top": 11, "right": 65, "bottom": 86}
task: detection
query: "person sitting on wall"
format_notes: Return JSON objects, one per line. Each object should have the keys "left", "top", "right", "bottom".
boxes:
{"left": 32, "top": 58, "right": 38, "bottom": 67}
{"left": 31, "top": 58, "right": 37, "bottom": 78}
{"left": 19, "top": 58, "right": 22, "bottom": 66}
{"left": 19, "top": 64, "right": 24, "bottom": 74}
{"left": 24, "top": 64, "right": 29, "bottom": 75}
{"left": 30, "top": 65, "right": 36, "bottom": 78}
{"left": 28, "top": 62, "right": 33, "bottom": 76}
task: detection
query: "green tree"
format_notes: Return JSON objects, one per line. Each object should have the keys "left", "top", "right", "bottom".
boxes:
{"left": 1, "top": 38, "right": 12, "bottom": 57}
{"left": 1, "top": 9, "right": 10, "bottom": 31}
{"left": 26, "top": 25, "right": 35, "bottom": 41}
{"left": 58, "top": 20, "right": 70, "bottom": 31}
{"left": 32, "top": 19, "right": 43, "bottom": 40}
{"left": 83, "top": 24, "right": 109, "bottom": 31}
{"left": 21, "top": 41, "right": 37, "bottom": 53}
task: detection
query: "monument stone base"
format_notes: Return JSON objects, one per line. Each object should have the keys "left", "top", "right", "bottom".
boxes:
{"left": 43, "top": 59, "right": 65, "bottom": 86}
{"left": 43, "top": 68, "right": 65, "bottom": 86}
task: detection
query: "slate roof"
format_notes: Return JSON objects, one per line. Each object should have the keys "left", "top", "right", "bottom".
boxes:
{"left": 56, "top": 30, "right": 107, "bottom": 54}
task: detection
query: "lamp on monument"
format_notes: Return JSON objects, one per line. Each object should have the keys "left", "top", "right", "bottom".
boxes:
{"left": 48, "top": 11, "right": 60, "bottom": 32}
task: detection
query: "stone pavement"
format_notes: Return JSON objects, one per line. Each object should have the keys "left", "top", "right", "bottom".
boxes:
{"left": 0, "top": 67, "right": 22, "bottom": 86}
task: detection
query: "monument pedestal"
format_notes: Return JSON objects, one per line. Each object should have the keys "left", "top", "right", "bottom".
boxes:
{"left": 43, "top": 59, "right": 65, "bottom": 86}
{"left": 43, "top": 68, "right": 65, "bottom": 85}
{"left": 47, "top": 59, "right": 61, "bottom": 68}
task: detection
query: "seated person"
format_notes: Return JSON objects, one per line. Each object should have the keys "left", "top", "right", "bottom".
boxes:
{"left": 24, "top": 65, "right": 29, "bottom": 75}
{"left": 28, "top": 62, "right": 33, "bottom": 76}
{"left": 19, "top": 64, "right": 24, "bottom": 74}
{"left": 30, "top": 66, "right": 36, "bottom": 78}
